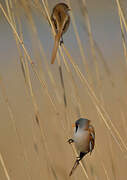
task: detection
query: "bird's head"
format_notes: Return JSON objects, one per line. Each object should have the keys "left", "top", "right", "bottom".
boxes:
{"left": 58, "top": 3, "right": 70, "bottom": 12}
{"left": 72, "top": 118, "right": 90, "bottom": 132}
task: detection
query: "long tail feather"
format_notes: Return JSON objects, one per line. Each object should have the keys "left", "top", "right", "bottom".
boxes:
{"left": 51, "top": 30, "right": 62, "bottom": 64}
{"left": 69, "top": 160, "right": 79, "bottom": 176}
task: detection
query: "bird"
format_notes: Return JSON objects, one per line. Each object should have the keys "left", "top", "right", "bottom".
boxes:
{"left": 51, "top": 3, "right": 70, "bottom": 64}
{"left": 68, "top": 118, "right": 95, "bottom": 176}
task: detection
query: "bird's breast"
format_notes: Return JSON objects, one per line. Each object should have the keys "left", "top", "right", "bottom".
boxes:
{"left": 74, "top": 130, "right": 90, "bottom": 153}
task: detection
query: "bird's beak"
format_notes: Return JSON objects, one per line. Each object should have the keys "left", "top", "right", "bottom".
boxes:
{"left": 72, "top": 124, "right": 75, "bottom": 128}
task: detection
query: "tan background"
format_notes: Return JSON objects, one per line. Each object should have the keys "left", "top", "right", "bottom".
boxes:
{"left": 0, "top": 0, "right": 127, "bottom": 180}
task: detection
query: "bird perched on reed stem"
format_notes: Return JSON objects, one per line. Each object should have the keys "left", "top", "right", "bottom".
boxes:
{"left": 51, "top": 3, "right": 70, "bottom": 64}
{"left": 68, "top": 118, "right": 95, "bottom": 176}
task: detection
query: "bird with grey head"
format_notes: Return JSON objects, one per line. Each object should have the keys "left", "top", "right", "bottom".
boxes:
{"left": 68, "top": 118, "right": 95, "bottom": 176}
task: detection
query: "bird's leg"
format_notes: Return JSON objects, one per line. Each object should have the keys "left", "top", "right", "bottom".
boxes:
{"left": 60, "top": 37, "right": 64, "bottom": 46}
{"left": 67, "top": 138, "right": 74, "bottom": 144}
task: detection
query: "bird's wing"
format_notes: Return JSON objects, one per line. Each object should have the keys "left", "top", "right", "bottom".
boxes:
{"left": 89, "top": 125, "right": 95, "bottom": 154}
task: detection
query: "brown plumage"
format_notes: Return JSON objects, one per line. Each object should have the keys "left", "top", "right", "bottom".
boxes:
{"left": 51, "top": 3, "right": 70, "bottom": 64}
{"left": 68, "top": 118, "right": 95, "bottom": 176}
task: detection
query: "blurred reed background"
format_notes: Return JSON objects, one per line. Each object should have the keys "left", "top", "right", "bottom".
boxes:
{"left": 0, "top": 0, "right": 127, "bottom": 179}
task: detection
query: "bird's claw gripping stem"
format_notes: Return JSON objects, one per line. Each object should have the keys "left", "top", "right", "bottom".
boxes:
{"left": 68, "top": 139, "right": 74, "bottom": 144}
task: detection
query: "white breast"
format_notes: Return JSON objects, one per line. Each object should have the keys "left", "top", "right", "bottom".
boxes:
{"left": 74, "top": 128, "right": 89, "bottom": 153}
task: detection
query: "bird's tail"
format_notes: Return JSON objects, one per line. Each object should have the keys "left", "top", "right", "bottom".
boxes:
{"left": 51, "top": 29, "right": 62, "bottom": 64}
{"left": 69, "top": 160, "right": 80, "bottom": 176}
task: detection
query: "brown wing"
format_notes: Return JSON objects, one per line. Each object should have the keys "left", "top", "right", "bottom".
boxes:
{"left": 51, "top": 15, "right": 58, "bottom": 33}
{"left": 89, "top": 125, "right": 95, "bottom": 154}
{"left": 62, "top": 15, "right": 70, "bottom": 34}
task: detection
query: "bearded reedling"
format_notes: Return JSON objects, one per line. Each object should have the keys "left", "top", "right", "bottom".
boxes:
{"left": 51, "top": 3, "right": 70, "bottom": 64}
{"left": 68, "top": 118, "right": 95, "bottom": 176}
